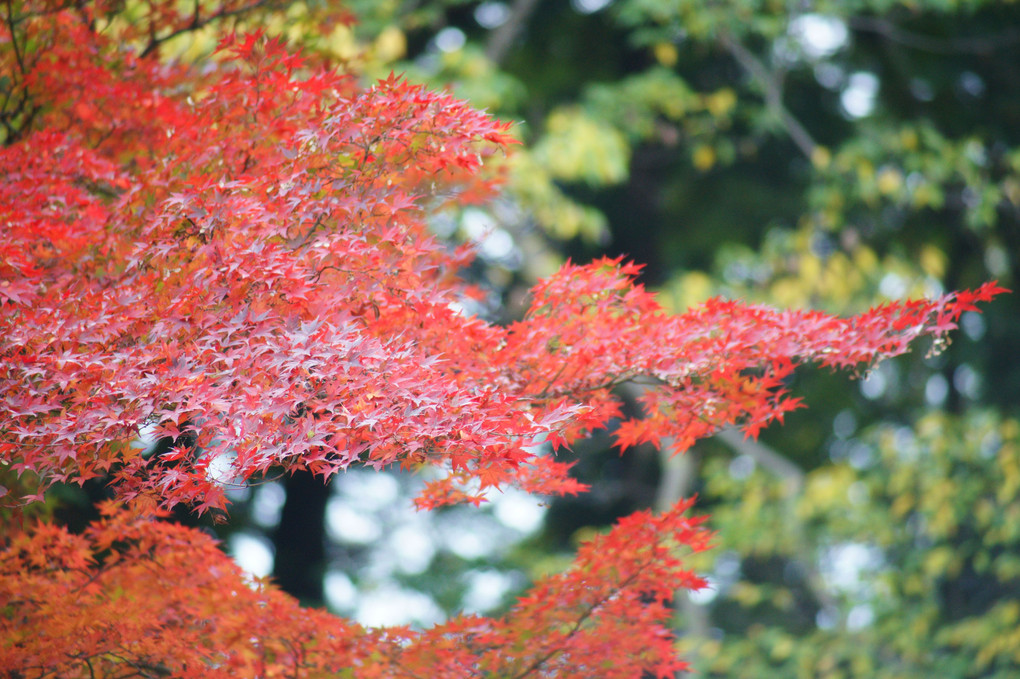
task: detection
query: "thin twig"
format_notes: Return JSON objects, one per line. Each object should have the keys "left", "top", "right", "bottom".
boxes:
{"left": 484, "top": 0, "right": 542, "bottom": 65}
{"left": 138, "top": 0, "right": 273, "bottom": 58}
{"left": 850, "top": 16, "right": 1020, "bottom": 55}
{"left": 720, "top": 33, "right": 818, "bottom": 160}
{"left": 713, "top": 427, "right": 842, "bottom": 617}
{"left": 508, "top": 571, "right": 642, "bottom": 679}
{"left": 715, "top": 426, "right": 803, "bottom": 486}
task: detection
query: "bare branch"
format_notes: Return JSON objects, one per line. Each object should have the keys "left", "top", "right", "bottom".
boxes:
{"left": 485, "top": 0, "right": 542, "bottom": 66}
{"left": 139, "top": 0, "right": 274, "bottom": 58}
{"left": 713, "top": 428, "right": 842, "bottom": 619}
{"left": 850, "top": 16, "right": 1020, "bottom": 55}
{"left": 720, "top": 33, "right": 818, "bottom": 160}
{"left": 715, "top": 427, "right": 803, "bottom": 489}
{"left": 653, "top": 445, "right": 710, "bottom": 639}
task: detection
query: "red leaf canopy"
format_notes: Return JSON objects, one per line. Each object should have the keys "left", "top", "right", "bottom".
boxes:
{"left": 0, "top": 13, "right": 1007, "bottom": 513}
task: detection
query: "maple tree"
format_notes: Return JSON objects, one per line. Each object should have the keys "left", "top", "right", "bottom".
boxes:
{"left": 0, "top": 1, "right": 1008, "bottom": 677}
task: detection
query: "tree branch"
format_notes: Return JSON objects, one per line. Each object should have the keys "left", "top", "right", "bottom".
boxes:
{"left": 719, "top": 33, "right": 818, "bottom": 160}
{"left": 508, "top": 571, "right": 642, "bottom": 679}
{"left": 139, "top": 0, "right": 273, "bottom": 58}
{"left": 484, "top": 0, "right": 542, "bottom": 66}
{"left": 653, "top": 444, "right": 710, "bottom": 639}
{"left": 715, "top": 427, "right": 803, "bottom": 489}
{"left": 713, "top": 427, "right": 842, "bottom": 618}
{"left": 850, "top": 16, "right": 1020, "bottom": 55}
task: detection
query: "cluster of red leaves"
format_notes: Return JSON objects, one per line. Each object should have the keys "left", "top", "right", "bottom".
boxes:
{"left": 489, "top": 260, "right": 1006, "bottom": 484}
{"left": 0, "top": 499, "right": 708, "bottom": 678}
{"left": 0, "top": 0, "right": 1008, "bottom": 676}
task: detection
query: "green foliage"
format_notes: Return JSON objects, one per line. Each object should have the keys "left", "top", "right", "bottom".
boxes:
{"left": 693, "top": 411, "right": 1020, "bottom": 677}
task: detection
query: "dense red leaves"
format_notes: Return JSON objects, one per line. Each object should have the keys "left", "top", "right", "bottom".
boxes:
{"left": 0, "top": 500, "right": 708, "bottom": 678}
{"left": 1, "top": 13, "right": 523, "bottom": 513}
{"left": 0, "top": 0, "right": 1008, "bottom": 514}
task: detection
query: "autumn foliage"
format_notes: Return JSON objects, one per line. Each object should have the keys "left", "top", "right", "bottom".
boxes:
{"left": 0, "top": 1, "right": 1008, "bottom": 677}
{"left": 1, "top": 499, "right": 710, "bottom": 677}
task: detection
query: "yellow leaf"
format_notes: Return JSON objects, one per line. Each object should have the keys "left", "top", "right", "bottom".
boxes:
{"left": 705, "top": 88, "right": 737, "bottom": 117}
{"left": 653, "top": 42, "right": 678, "bottom": 67}
{"left": 900, "top": 128, "right": 919, "bottom": 151}
{"left": 919, "top": 245, "right": 946, "bottom": 278}
{"left": 876, "top": 166, "right": 903, "bottom": 195}
{"left": 771, "top": 635, "right": 794, "bottom": 660}
{"left": 328, "top": 24, "right": 360, "bottom": 60}
{"left": 374, "top": 26, "right": 406, "bottom": 63}
{"left": 692, "top": 144, "right": 716, "bottom": 171}
{"left": 811, "top": 146, "right": 831, "bottom": 169}
{"left": 924, "top": 546, "right": 956, "bottom": 578}
{"left": 891, "top": 493, "right": 914, "bottom": 517}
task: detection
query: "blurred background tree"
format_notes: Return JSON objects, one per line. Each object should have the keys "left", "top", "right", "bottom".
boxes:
{"left": 28, "top": 0, "right": 1019, "bottom": 675}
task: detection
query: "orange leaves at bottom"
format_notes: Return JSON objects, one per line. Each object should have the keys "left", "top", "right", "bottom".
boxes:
{"left": 0, "top": 500, "right": 708, "bottom": 678}
{"left": 0, "top": 505, "right": 369, "bottom": 678}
